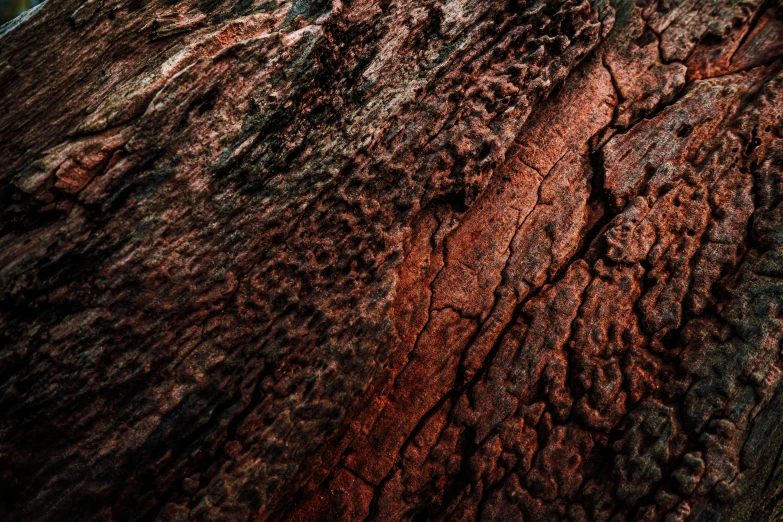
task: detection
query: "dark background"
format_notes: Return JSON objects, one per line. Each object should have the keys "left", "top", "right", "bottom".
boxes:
{"left": 0, "top": 0, "right": 44, "bottom": 24}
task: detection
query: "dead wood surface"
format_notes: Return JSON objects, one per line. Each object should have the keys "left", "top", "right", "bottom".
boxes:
{"left": 2, "top": 1, "right": 783, "bottom": 521}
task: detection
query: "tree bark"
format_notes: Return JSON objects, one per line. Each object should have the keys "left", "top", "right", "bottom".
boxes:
{"left": 2, "top": 0, "right": 783, "bottom": 520}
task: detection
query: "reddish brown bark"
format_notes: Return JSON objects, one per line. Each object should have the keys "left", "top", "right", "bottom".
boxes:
{"left": 1, "top": 0, "right": 783, "bottom": 521}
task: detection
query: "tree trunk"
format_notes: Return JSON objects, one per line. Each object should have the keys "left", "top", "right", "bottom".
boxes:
{"left": 2, "top": 0, "right": 783, "bottom": 520}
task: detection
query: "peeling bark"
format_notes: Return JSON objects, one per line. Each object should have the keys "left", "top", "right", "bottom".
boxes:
{"left": 1, "top": 0, "right": 783, "bottom": 521}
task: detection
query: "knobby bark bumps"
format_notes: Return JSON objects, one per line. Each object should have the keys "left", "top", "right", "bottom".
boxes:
{"left": 1, "top": 0, "right": 783, "bottom": 521}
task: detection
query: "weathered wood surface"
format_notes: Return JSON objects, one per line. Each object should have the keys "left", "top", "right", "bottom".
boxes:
{"left": 2, "top": 0, "right": 783, "bottom": 520}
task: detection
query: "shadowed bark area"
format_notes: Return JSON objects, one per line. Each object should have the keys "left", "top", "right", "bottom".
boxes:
{"left": 1, "top": 0, "right": 783, "bottom": 521}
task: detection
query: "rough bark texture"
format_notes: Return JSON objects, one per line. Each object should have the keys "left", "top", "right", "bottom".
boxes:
{"left": 2, "top": 0, "right": 783, "bottom": 521}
